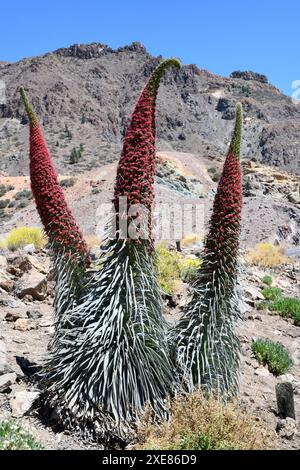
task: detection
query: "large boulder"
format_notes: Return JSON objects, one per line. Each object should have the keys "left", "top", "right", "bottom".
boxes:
{"left": 14, "top": 269, "right": 47, "bottom": 301}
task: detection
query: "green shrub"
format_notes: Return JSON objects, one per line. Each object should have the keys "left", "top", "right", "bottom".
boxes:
{"left": 17, "top": 200, "right": 29, "bottom": 209}
{"left": 0, "top": 184, "right": 14, "bottom": 197}
{"left": 60, "top": 178, "right": 76, "bottom": 188}
{"left": 0, "top": 199, "right": 10, "bottom": 209}
{"left": 261, "top": 275, "right": 273, "bottom": 286}
{"left": 251, "top": 339, "right": 292, "bottom": 376}
{"left": 269, "top": 297, "right": 300, "bottom": 326}
{"left": 14, "top": 189, "right": 32, "bottom": 200}
{"left": 262, "top": 287, "right": 282, "bottom": 301}
{"left": 0, "top": 420, "right": 43, "bottom": 450}
{"left": 3, "top": 227, "right": 47, "bottom": 251}
{"left": 69, "top": 147, "right": 82, "bottom": 164}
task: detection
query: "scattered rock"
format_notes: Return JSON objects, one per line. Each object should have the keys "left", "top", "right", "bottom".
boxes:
{"left": 254, "top": 366, "right": 270, "bottom": 377}
{"left": 10, "top": 390, "right": 39, "bottom": 417}
{"left": 27, "top": 254, "right": 49, "bottom": 274}
{"left": 0, "top": 255, "right": 7, "bottom": 269}
{"left": 26, "top": 308, "right": 42, "bottom": 320}
{"left": 5, "top": 310, "right": 27, "bottom": 322}
{"left": 276, "top": 418, "right": 298, "bottom": 440}
{"left": 0, "top": 340, "right": 7, "bottom": 374}
{"left": 23, "top": 244, "right": 36, "bottom": 254}
{"left": 0, "top": 372, "right": 17, "bottom": 392}
{"left": 0, "top": 296, "right": 26, "bottom": 309}
{"left": 288, "top": 192, "right": 300, "bottom": 205}
{"left": 14, "top": 270, "right": 47, "bottom": 301}
{"left": 243, "top": 285, "right": 265, "bottom": 303}
{"left": 0, "top": 268, "right": 13, "bottom": 291}
{"left": 14, "top": 318, "right": 35, "bottom": 331}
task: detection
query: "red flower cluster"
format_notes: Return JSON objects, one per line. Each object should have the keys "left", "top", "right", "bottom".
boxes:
{"left": 205, "top": 152, "right": 243, "bottom": 271}
{"left": 20, "top": 88, "right": 90, "bottom": 266}
{"left": 114, "top": 59, "right": 180, "bottom": 243}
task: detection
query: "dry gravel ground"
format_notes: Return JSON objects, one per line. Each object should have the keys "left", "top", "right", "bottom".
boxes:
{"left": 0, "top": 248, "right": 300, "bottom": 450}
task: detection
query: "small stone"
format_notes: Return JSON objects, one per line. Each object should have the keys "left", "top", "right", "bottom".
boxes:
{"left": 276, "top": 418, "right": 298, "bottom": 440}
{"left": 14, "top": 269, "right": 47, "bottom": 301}
{"left": 0, "top": 255, "right": 7, "bottom": 269}
{"left": 23, "top": 244, "right": 36, "bottom": 254}
{"left": 243, "top": 286, "right": 265, "bottom": 301}
{"left": 0, "top": 340, "right": 7, "bottom": 374}
{"left": 254, "top": 314, "right": 262, "bottom": 321}
{"left": 254, "top": 366, "right": 270, "bottom": 377}
{"left": 14, "top": 318, "right": 34, "bottom": 331}
{"left": 26, "top": 309, "right": 42, "bottom": 320}
{"left": 5, "top": 310, "right": 27, "bottom": 322}
{"left": 10, "top": 390, "right": 39, "bottom": 417}
{"left": 0, "top": 372, "right": 17, "bottom": 392}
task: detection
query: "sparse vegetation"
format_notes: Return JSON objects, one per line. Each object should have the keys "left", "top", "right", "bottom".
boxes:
{"left": 251, "top": 339, "right": 292, "bottom": 376}
{"left": 155, "top": 243, "right": 182, "bottom": 294}
{"left": 0, "top": 199, "right": 10, "bottom": 209}
{"left": 14, "top": 189, "right": 32, "bottom": 200}
{"left": 262, "top": 286, "right": 282, "bottom": 301}
{"left": 64, "top": 123, "right": 72, "bottom": 140}
{"left": 261, "top": 275, "right": 273, "bottom": 286}
{"left": 69, "top": 146, "right": 83, "bottom": 164}
{"left": 0, "top": 184, "right": 14, "bottom": 197}
{"left": 59, "top": 178, "right": 77, "bottom": 188}
{"left": 180, "top": 256, "right": 202, "bottom": 283}
{"left": 135, "top": 393, "right": 274, "bottom": 450}
{"left": 269, "top": 297, "right": 300, "bottom": 326}
{"left": 2, "top": 226, "right": 47, "bottom": 251}
{"left": 246, "top": 242, "right": 288, "bottom": 267}
{"left": 0, "top": 420, "right": 43, "bottom": 450}
{"left": 181, "top": 233, "right": 202, "bottom": 246}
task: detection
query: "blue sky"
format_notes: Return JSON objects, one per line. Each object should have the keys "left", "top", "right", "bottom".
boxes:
{"left": 1, "top": 0, "right": 299, "bottom": 96}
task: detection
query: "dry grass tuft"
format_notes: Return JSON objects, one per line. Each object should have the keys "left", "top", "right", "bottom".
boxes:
{"left": 181, "top": 233, "right": 202, "bottom": 246}
{"left": 134, "top": 392, "right": 275, "bottom": 450}
{"left": 246, "top": 242, "right": 289, "bottom": 267}
{"left": 0, "top": 227, "right": 47, "bottom": 251}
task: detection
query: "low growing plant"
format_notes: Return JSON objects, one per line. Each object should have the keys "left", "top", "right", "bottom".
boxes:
{"left": 251, "top": 339, "right": 292, "bottom": 376}
{"left": 0, "top": 420, "right": 43, "bottom": 450}
{"left": 261, "top": 275, "right": 273, "bottom": 286}
{"left": 14, "top": 189, "right": 32, "bottom": 200}
{"left": 135, "top": 392, "right": 274, "bottom": 450}
{"left": 246, "top": 242, "right": 288, "bottom": 267}
{"left": 262, "top": 286, "right": 282, "bottom": 301}
{"left": 269, "top": 297, "right": 300, "bottom": 326}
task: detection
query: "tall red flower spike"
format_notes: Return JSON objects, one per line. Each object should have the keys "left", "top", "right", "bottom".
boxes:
{"left": 20, "top": 88, "right": 90, "bottom": 267}
{"left": 202, "top": 102, "right": 243, "bottom": 287}
{"left": 114, "top": 58, "right": 181, "bottom": 244}
{"left": 172, "top": 103, "right": 243, "bottom": 397}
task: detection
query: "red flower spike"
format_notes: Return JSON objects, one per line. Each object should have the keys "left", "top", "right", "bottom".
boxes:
{"left": 20, "top": 87, "right": 90, "bottom": 267}
{"left": 202, "top": 103, "right": 243, "bottom": 285}
{"left": 114, "top": 59, "right": 181, "bottom": 246}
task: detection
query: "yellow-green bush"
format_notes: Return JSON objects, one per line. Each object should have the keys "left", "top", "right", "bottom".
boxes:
{"left": 181, "top": 233, "right": 202, "bottom": 247}
{"left": 180, "top": 256, "right": 202, "bottom": 283}
{"left": 135, "top": 393, "right": 275, "bottom": 450}
{"left": 2, "top": 227, "right": 47, "bottom": 251}
{"left": 155, "top": 243, "right": 182, "bottom": 295}
{"left": 246, "top": 242, "right": 288, "bottom": 267}
{"left": 155, "top": 244, "right": 202, "bottom": 294}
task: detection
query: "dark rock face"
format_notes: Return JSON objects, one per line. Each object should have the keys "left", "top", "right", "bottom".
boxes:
{"left": 230, "top": 70, "right": 269, "bottom": 84}
{"left": 0, "top": 42, "right": 299, "bottom": 176}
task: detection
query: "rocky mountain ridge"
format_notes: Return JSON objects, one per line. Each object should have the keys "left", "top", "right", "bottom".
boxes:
{"left": 0, "top": 41, "right": 299, "bottom": 176}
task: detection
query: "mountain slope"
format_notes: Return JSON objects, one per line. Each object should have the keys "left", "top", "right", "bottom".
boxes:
{"left": 0, "top": 41, "right": 299, "bottom": 176}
